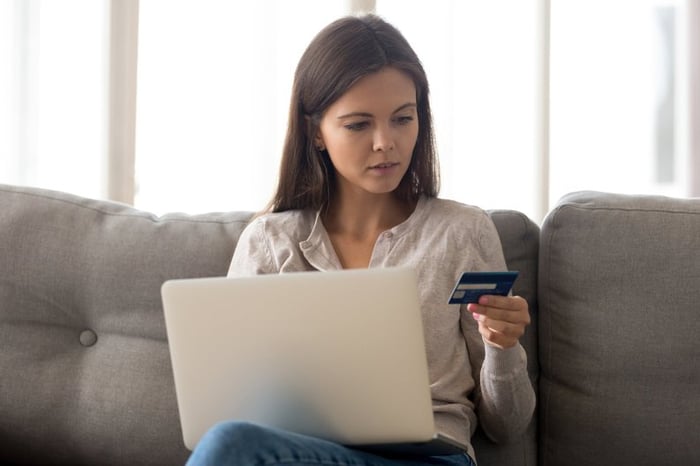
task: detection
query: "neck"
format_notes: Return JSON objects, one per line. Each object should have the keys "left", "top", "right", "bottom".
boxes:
{"left": 323, "top": 192, "right": 415, "bottom": 240}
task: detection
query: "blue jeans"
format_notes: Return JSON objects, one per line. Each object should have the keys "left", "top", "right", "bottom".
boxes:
{"left": 186, "top": 422, "right": 476, "bottom": 466}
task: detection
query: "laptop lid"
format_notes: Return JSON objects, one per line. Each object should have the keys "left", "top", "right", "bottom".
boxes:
{"left": 161, "top": 267, "right": 465, "bottom": 454}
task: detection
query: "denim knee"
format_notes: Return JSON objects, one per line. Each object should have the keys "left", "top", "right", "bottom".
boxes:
{"left": 187, "top": 421, "right": 268, "bottom": 465}
{"left": 205, "top": 420, "right": 269, "bottom": 445}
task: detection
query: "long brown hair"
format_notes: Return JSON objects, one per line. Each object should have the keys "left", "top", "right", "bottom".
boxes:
{"left": 269, "top": 14, "right": 439, "bottom": 213}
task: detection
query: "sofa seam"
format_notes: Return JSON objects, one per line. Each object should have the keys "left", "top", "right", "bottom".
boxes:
{"left": 0, "top": 186, "right": 254, "bottom": 225}
{"left": 562, "top": 203, "right": 700, "bottom": 216}
{"left": 538, "top": 204, "right": 561, "bottom": 464}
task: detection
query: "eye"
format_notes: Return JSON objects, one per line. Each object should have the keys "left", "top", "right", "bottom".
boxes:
{"left": 395, "top": 115, "right": 414, "bottom": 125}
{"left": 344, "top": 121, "right": 370, "bottom": 131}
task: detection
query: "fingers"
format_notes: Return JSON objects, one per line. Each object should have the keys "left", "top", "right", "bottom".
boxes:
{"left": 472, "top": 313, "right": 525, "bottom": 346}
{"left": 468, "top": 295, "right": 530, "bottom": 325}
{"left": 467, "top": 295, "right": 530, "bottom": 349}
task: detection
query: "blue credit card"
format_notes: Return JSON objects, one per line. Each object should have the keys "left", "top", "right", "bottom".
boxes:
{"left": 448, "top": 271, "right": 519, "bottom": 305}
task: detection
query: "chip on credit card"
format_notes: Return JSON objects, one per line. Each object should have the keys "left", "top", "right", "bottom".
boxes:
{"left": 448, "top": 271, "right": 519, "bottom": 305}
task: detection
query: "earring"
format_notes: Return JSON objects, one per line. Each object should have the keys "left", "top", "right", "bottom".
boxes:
{"left": 314, "top": 136, "right": 325, "bottom": 151}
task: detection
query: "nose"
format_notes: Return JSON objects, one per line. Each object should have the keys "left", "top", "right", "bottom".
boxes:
{"left": 372, "top": 125, "right": 395, "bottom": 152}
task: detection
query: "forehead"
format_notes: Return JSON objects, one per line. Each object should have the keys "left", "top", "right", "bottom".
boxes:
{"left": 327, "top": 67, "right": 417, "bottom": 115}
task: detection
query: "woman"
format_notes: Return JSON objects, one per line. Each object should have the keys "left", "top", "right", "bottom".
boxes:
{"left": 188, "top": 14, "right": 535, "bottom": 466}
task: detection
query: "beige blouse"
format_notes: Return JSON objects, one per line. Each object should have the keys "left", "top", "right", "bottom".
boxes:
{"left": 228, "top": 196, "right": 535, "bottom": 461}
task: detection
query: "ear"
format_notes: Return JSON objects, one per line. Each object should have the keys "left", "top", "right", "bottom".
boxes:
{"left": 305, "top": 115, "right": 326, "bottom": 151}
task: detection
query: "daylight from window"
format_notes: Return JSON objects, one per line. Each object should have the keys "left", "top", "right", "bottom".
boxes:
{"left": 0, "top": 0, "right": 695, "bottom": 222}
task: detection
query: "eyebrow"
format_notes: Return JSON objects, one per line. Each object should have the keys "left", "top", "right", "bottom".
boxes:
{"left": 336, "top": 102, "right": 417, "bottom": 120}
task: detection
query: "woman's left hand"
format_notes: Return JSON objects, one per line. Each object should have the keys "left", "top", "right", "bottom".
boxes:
{"left": 467, "top": 295, "right": 530, "bottom": 349}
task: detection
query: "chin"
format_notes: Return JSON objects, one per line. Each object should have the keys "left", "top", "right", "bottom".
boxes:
{"left": 365, "top": 184, "right": 403, "bottom": 196}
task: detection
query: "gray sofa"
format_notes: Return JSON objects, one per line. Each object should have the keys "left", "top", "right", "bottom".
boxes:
{"left": 1, "top": 183, "right": 698, "bottom": 466}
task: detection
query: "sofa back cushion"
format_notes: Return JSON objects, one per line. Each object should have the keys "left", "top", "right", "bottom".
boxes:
{"left": 0, "top": 184, "right": 540, "bottom": 465}
{"left": 538, "top": 191, "right": 700, "bottom": 466}
{"left": 0, "top": 184, "right": 252, "bottom": 465}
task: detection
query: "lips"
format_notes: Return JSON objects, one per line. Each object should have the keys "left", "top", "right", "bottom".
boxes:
{"left": 369, "top": 162, "right": 398, "bottom": 169}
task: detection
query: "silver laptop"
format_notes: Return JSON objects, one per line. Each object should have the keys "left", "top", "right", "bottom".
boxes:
{"left": 161, "top": 267, "right": 468, "bottom": 456}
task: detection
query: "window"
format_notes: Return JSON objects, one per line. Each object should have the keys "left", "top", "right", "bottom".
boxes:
{"left": 134, "top": 0, "right": 347, "bottom": 214}
{"left": 549, "top": 0, "right": 690, "bottom": 204}
{"left": 2, "top": 0, "right": 697, "bottom": 222}
{"left": 0, "top": 0, "right": 109, "bottom": 199}
{"left": 134, "top": 0, "right": 540, "bottom": 217}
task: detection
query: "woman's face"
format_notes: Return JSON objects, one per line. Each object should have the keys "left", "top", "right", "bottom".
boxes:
{"left": 316, "top": 67, "right": 419, "bottom": 200}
